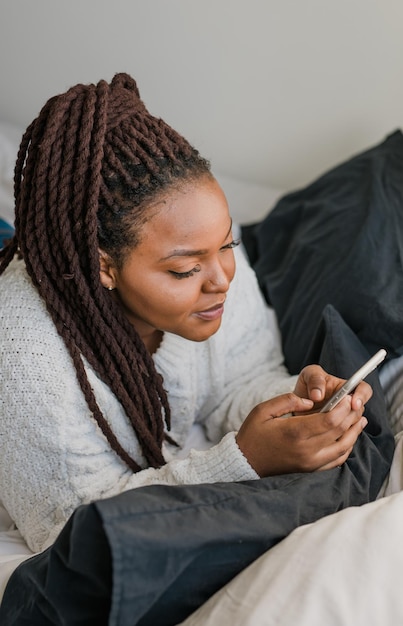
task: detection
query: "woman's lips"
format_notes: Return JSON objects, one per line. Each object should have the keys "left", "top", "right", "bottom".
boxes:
{"left": 194, "top": 302, "right": 225, "bottom": 321}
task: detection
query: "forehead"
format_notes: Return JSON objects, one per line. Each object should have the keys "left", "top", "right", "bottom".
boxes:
{"left": 140, "top": 178, "right": 231, "bottom": 249}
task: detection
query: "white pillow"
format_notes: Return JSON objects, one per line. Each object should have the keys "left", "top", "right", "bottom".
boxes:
{"left": 214, "top": 171, "right": 283, "bottom": 225}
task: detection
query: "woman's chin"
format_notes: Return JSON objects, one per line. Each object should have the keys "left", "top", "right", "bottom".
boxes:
{"left": 181, "top": 319, "right": 222, "bottom": 343}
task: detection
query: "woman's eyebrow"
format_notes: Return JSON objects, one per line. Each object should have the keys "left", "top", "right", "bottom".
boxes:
{"left": 160, "top": 248, "right": 208, "bottom": 261}
{"left": 159, "top": 220, "right": 233, "bottom": 262}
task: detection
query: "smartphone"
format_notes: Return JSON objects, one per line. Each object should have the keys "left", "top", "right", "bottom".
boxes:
{"left": 321, "top": 348, "right": 387, "bottom": 413}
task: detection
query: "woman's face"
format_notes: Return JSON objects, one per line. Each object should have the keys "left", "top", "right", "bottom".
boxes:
{"left": 99, "top": 176, "right": 237, "bottom": 347}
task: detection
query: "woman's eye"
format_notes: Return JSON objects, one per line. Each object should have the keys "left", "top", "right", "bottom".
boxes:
{"left": 221, "top": 238, "right": 241, "bottom": 251}
{"left": 169, "top": 265, "right": 202, "bottom": 280}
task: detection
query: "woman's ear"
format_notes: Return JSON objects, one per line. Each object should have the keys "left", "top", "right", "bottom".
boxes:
{"left": 98, "top": 249, "right": 117, "bottom": 291}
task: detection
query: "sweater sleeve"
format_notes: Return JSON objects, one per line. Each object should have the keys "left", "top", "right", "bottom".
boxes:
{"left": 1, "top": 336, "right": 258, "bottom": 553}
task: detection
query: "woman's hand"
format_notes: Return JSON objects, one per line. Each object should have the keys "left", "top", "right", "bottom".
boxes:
{"left": 235, "top": 391, "right": 368, "bottom": 477}
{"left": 294, "top": 364, "right": 373, "bottom": 413}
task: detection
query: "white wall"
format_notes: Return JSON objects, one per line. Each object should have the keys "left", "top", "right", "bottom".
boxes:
{"left": 1, "top": 0, "right": 402, "bottom": 197}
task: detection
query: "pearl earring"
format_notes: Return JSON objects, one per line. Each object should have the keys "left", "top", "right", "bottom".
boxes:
{"left": 107, "top": 286, "right": 114, "bottom": 291}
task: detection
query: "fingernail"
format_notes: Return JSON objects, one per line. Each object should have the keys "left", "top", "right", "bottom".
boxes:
{"left": 311, "top": 389, "right": 322, "bottom": 401}
{"left": 361, "top": 417, "right": 368, "bottom": 428}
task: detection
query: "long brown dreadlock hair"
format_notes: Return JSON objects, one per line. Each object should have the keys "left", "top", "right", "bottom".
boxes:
{"left": 0, "top": 72, "right": 212, "bottom": 472}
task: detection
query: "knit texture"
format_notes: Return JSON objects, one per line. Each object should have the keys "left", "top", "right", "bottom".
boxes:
{"left": 0, "top": 249, "right": 296, "bottom": 552}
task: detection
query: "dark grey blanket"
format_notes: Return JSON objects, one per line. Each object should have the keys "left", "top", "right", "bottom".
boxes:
{"left": 242, "top": 129, "right": 403, "bottom": 373}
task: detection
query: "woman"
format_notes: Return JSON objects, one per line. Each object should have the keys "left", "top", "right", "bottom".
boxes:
{"left": 0, "top": 73, "right": 374, "bottom": 623}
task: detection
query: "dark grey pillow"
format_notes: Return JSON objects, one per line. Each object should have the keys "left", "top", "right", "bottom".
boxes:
{"left": 243, "top": 130, "right": 403, "bottom": 374}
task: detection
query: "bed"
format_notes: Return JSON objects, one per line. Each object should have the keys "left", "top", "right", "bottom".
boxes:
{"left": 2, "top": 121, "right": 403, "bottom": 624}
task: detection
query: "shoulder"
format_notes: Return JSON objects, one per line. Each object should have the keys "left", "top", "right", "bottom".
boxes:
{"left": 0, "top": 257, "right": 70, "bottom": 370}
{"left": 0, "top": 256, "right": 46, "bottom": 315}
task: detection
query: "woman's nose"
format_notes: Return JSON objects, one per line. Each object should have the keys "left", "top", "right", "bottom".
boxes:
{"left": 202, "top": 262, "right": 232, "bottom": 293}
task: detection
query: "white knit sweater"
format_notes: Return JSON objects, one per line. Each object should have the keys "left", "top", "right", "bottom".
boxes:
{"left": 0, "top": 249, "right": 296, "bottom": 552}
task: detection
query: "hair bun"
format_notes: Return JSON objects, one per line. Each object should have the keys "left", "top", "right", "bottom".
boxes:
{"left": 110, "top": 73, "right": 141, "bottom": 99}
